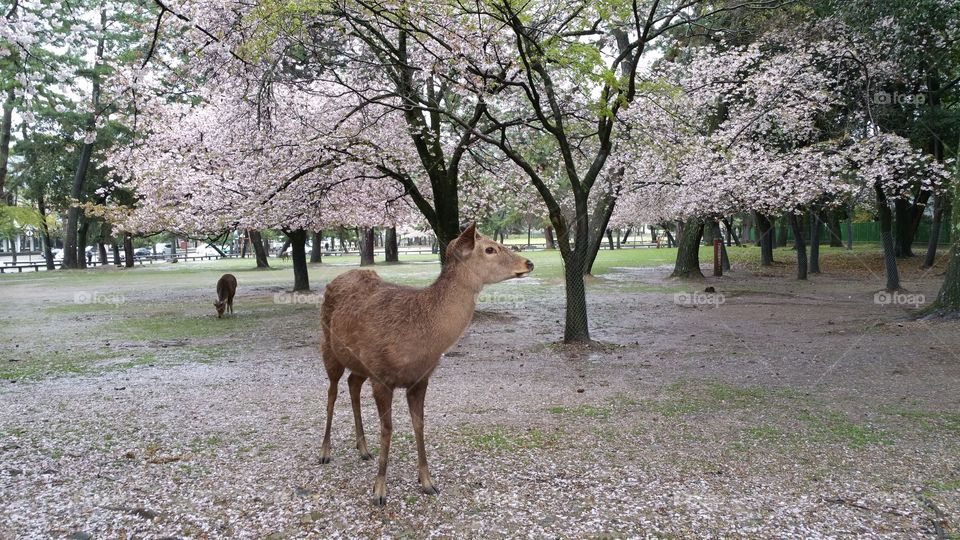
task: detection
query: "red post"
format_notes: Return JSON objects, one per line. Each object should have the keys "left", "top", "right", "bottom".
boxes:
{"left": 713, "top": 238, "right": 722, "bottom": 277}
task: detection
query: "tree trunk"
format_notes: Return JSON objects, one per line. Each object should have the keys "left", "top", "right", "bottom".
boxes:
{"left": 606, "top": 229, "right": 614, "bottom": 250}
{"left": 359, "top": 227, "right": 375, "bottom": 266}
{"left": 240, "top": 236, "right": 248, "bottom": 258}
{"left": 77, "top": 220, "right": 90, "bottom": 269}
{"left": 671, "top": 218, "right": 704, "bottom": 278}
{"left": 0, "top": 87, "right": 14, "bottom": 199}
{"left": 549, "top": 194, "right": 591, "bottom": 343}
{"left": 111, "top": 242, "right": 120, "bottom": 266}
{"left": 384, "top": 227, "right": 399, "bottom": 263}
{"left": 846, "top": 204, "right": 854, "bottom": 250}
{"left": 930, "top": 182, "right": 960, "bottom": 314}
{"left": 249, "top": 229, "right": 270, "bottom": 268}
{"left": 875, "top": 184, "right": 901, "bottom": 291}
{"left": 544, "top": 226, "right": 556, "bottom": 249}
{"left": 894, "top": 198, "right": 915, "bottom": 258}
{"left": 661, "top": 224, "right": 675, "bottom": 248}
{"left": 123, "top": 233, "right": 134, "bottom": 268}
{"left": 722, "top": 217, "right": 741, "bottom": 247}
{"left": 310, "top": 231, "right": 323, "bottom": 263}
{"left": 63, "top": 9, "right": 105, "bottom": 270}
{"left": 789, "top": 213, "right": 808, "bottom": 280}
{"left": 809, "top": 211, "right": 821, "bottom": 274}
{"left": 36, "top": 192, "right": 55, "bottom": 270}
{"left": 286, "top": 229, "right": 310, "bottom": 291}
{"left": 776, "top": 217, "right": 789, "bottom": 247}
{"left": 755, "top": 212, "right": 774, "bottom": 266}
{"left": 922, "top": 195, "right": 944, "bottom": 269}
{"left": 827, "top": 210, "right": 843, "bottom": 247}
{"left": 583, "top": 191, "right": 617, "bottom": 275}
{"left": 97, "top": 242, "right": 107, "bottom": 265}
{"left": 620, "top": 228, "right": 631, "bottom": 245}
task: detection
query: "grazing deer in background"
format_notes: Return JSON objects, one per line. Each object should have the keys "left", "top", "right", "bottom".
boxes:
{"left": 319, "top": 223, "right": 534, "bottom": 506}
{"left": 280, "top": 250, "right": 289, "bottom": 261}
{"left": 214, "top": 274, "right": 237, "bottom": 318}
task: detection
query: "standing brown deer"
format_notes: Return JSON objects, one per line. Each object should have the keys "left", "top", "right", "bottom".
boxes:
{"left": 214, "top": 273, "right": 237, "bottom": 318}
{"left": 319, "top": 223, "right": 533, "bottom": 505}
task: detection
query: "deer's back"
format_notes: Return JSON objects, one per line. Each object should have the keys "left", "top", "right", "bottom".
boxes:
{"left": 321, "top": 269, "right": 445, "bottom": 385}
{"left": 217, "top": 274, "right": 237, "bottom": 298}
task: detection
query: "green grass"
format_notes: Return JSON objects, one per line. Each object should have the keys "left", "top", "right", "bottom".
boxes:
{"left": 546, "top": 404, "right": 612, "bottom": 419}
{"left": 884, "top": 408, "right": 960, "bottom": 434}
{"left": 646, "top": 379, "right": 804, "bottom": 417}
{"left": 797, "top": 411, "right": 891, "bottom": 447}
{"left": 459, "top": 426, "right": 562, "bottom": 452}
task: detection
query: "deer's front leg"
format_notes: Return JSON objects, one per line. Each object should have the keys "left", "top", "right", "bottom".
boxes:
{"left": 371, "top": 382, "right": 394, "bottom": 506}
{"left": 407, "top": 379, "right": 437, "bottom": 495}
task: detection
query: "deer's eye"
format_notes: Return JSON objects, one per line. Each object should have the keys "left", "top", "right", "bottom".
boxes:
{"left": 485, "top": 247, "right": 496, "bottom": 254}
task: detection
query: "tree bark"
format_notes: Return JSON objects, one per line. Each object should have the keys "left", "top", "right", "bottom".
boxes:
{"left": 755, "top": 212, "right": 774, "bottom": 266}
{"left": 384, "top": 227, "right": 399, "bottom": 262}
{"left": 286, "top": 229, "right": 310, "bottom": 291}
{"left": 63, "top": 8, "right": 105, "bottom": 269}
{"left": 922, "top": 195, "right": 944, "bottom": 269}
{"left": 827, "top": 210, "right": 843, "bottom": 247}
{"left": 776, "top": 217, "right": 789, "bottom": 247}
{"left": 671, "top": 218, "right": 704, "bottom": 278}
{"left": 722, "top": 217, "right": 741, "bottom": 247}
{"left": 846, "top": 204, "right": 854, "bottom": 250}
{"left": 620, "top": 228, "right": 631, "bottom": 245}
{"left": 544, "top": 225, "right": 556, "bottom": 249}
{"left": 875, "top": 184, "right": 901, "bottom": 291}
{"left": 249, "top": 229, "right": 270, "bottom": 268}
{"left": 583, "top": 191, "right": 617, "bottom": 275}
{"left": 0, "top": 87, "right": 15, "bottom": 199}
{"left": 894, "top": 198, "right": 915, "bottom": 258}
{"left": 359, "top": 227, "right": 375, "bottom": 266}
{"left": 111, "top": 242, "right": 120, "bottom": 266}
{"left": 661, "top": 224, "right": 675, "bottom": 248}
{"left": 310, "top": 231, "right": 323, "bottom": 263}
{"left": 789, "top": 213, "right": 808, "bottom": 280}
{"left": 809, "top": 211, "right": 821, "bottom": 274}
{"left": 77, "top": 220, "right": 90, "bottom": 269}
{"left": 36, "top": 192, "right": 55, "bottom": 270}
{"left": 930, "top": 185, "right": 960, "bottom": 314}
{"left": 123, "top": 233, "right": 134, "bottom": 268}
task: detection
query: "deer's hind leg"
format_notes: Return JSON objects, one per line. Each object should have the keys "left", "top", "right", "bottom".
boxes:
{"left": 319, "top": 362, "right": 344, "bottom": 464}
{"left": 347, "top": 373, "right": 372, "bottom": 460}
{"left": 407, "top": 379, "right": 437, "bottom": 495}
{"left": 371, "top": 381, "right": 394, "bottom": 506}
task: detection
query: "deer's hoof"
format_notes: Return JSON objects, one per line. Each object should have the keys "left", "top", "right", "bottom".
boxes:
{"left": 319, "top": 455, "right": 331, "bottom": 465}
{"left": 374, "top": 495, "right": 387, "bottom": 507}
{"left": 421, "top": 484, "right": 439, "bottom": 496}
{"left": 360, "top": 452, "right": 373, "bottom": 461}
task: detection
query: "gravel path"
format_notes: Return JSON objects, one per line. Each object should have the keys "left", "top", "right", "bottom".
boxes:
{"left": 1, "top": 261, "right": 958, "bottom": 538}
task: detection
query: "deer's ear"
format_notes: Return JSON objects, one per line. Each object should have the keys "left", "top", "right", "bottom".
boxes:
{"left": 458, "top": 223, "right": 477, "bottom": 252}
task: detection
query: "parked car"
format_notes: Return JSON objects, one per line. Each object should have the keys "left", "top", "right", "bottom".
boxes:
{"left": 133, "top": 247, "right": 151, "bottom": 257}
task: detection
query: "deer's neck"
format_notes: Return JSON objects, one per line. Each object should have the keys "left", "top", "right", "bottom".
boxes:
{"left": 424, "top": 262, "right": 482, "bottom": 346}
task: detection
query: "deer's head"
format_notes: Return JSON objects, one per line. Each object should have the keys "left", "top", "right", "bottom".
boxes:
{"left": 214, "top": 300, "right": 227, "bottom": 318}
{"left": 447, "top": 223, "right": 534, "bottom": 284}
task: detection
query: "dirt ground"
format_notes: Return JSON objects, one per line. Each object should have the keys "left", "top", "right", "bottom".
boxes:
{"left": 0, "top": 251, "right": 958, "bottom": 539}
